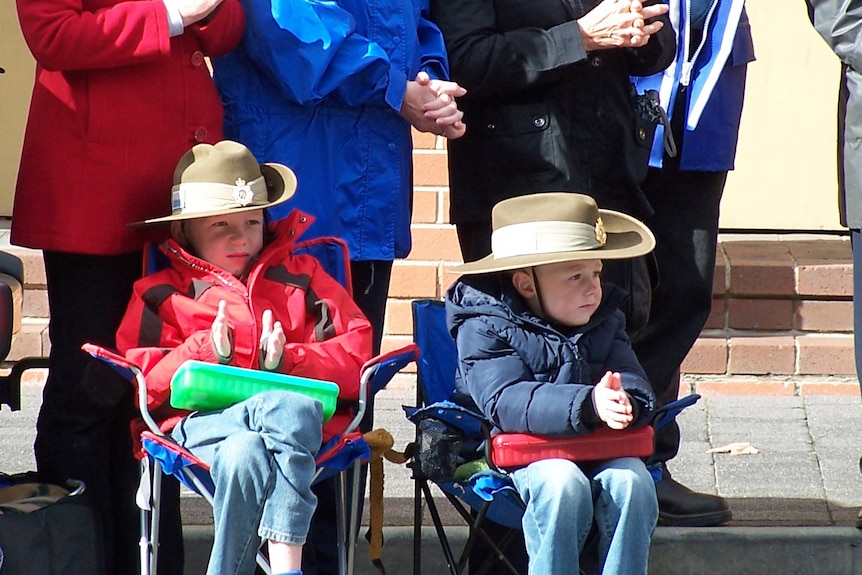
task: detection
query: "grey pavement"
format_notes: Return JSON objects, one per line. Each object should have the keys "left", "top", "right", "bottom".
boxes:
{"left": 3, "top": 379, "right": 862, "bottom": 574}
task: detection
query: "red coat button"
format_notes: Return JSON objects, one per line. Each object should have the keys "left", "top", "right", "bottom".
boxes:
{"left": 194, "top": 127, "right": 208, "bottom": 142}
{"left": 191, "top": 51, "right": 205, "bottom": 67}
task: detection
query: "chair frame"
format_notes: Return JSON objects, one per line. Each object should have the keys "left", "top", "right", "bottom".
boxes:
{"left": 409, "top": 299, "right": 526, "bottom": 575}
{"left": 407, "top": 299, "right": 690, "bottom": 575}
{"left": 0, "top": 251, "right": 49, "bottom": 412}
{"left": 85, "top": 235, "right": 419, "bottom": 575}
{"left": 85, "top": 342, "right": 419, "bottom": 575}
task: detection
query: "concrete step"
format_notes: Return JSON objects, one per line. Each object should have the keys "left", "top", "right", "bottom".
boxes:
{"left": 180, "top": 524, "right": 862, "bottom": 575}
{"left": 177, "top": 494, "right": 862, "bottom": 574}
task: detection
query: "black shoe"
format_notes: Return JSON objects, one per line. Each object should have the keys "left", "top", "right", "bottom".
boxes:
{"left": 656, "top": 473, "right": 732, "bottom": 527}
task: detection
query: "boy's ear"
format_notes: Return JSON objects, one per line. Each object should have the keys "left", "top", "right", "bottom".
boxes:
{"left": 511, "top": 269, "right": 536, "bottom": 299}
{"left": 170, "top": 221, "right": 189, "bottom": 247}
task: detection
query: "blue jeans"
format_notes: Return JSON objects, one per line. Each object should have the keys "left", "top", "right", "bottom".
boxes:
{"left": 509, "top": 457, "right": 657, "bottom": 575}
{"left": 172, "top": 390, "right": 323, "bottom": 575}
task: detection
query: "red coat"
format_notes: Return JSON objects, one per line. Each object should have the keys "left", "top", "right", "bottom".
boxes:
{"left": 115, "top": 212, "right": 374, "bottom": 441}
{"left": 12, "top": 0, "right": 245, "bottom": 255}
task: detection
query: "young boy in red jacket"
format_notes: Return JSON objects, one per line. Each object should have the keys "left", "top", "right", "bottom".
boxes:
{"left": 115, "top": 140, "right": 373, "bottom": 575}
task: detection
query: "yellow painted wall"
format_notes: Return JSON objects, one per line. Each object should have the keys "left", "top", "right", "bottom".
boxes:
{"left": 0, "top": 5, "right": 35, "bottom": 217}
{"left": 0, "top": 1, "right": 849, "bottom": 229}
{"left": 721, "top": 0, "right": 843, "bottom": 231}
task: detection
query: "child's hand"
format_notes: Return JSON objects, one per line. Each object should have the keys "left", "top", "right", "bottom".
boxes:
{"left": 592, "top": 371, "right": 633, "bottom": 429}
{"left": 259, "top": 309, "right": 286, "bottom": 371}
{"left": 211, "top": 300, "right": 234, "bottom": 363}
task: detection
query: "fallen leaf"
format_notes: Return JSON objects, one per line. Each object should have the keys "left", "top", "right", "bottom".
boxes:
{"left": 707, "top": 442, "right": 760, "bottom": 456}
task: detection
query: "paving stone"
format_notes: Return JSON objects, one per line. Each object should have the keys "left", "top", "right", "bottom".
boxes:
{"left": 4, "top": 374, "right": 862, "bottom": 575}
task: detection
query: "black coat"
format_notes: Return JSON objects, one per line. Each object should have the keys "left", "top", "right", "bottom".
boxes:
{"left": 446, "top": 274, "right": 655, "bottom": 437}
{"left": 431, "top": 0, "right": 676, "bottom": 223}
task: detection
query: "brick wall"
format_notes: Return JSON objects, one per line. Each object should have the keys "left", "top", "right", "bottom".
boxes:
{"left": 4, "top": 131, "right": 859, "bottom": 395}
{"left": 388, "top": 131, "right": 860, "bottom": 395}
{"left": 681, "top": 237, "right": 857, "bottom": 395}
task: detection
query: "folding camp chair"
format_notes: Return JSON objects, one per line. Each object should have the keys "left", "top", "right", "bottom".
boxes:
{"left": 406, "top": 299, "right": 699, "bottom": 575}
{"left": 84, "top": 235, "right": 419, "bottom": 575}
{"left": 0, "top": 250, "right": 50, "bottom": 412}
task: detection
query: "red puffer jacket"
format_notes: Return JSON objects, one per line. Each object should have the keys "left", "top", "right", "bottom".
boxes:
{"left": 115, "top": 211, "right": 374, "bottom": 441}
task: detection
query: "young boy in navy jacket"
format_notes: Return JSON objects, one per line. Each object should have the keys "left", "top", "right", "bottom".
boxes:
{"left": 445, "top": 192, "right": 658, "bottom": 575}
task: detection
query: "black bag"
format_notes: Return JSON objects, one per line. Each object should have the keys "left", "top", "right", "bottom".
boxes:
{"left": 415, "top": 416, "right": 464, "bottom": 482}
{"left": 0, "top": 473, "right": 105, "bottom": 575}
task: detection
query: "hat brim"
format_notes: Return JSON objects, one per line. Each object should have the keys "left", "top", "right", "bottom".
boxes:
{"left": 452, "top": 209, "right": 655, "bottom": 275}
{"left": 133, "top": 163, "right": 297, "bottom": 226}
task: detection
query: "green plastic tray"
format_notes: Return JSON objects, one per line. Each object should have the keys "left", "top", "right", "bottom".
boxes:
{"left": 170, "top": 361, "right": 339, "bottom": 422}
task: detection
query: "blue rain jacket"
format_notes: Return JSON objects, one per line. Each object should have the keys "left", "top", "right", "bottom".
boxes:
{"left": 446, "top": 274, "right": 655, "bottom": 437}
{"left": 213, "top": 0, "right": 450, "bottom": 260}
{"left": 633, "top": 0, "right": 755, "bottom": 171}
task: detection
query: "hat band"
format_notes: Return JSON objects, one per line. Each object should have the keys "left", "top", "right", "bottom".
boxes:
{"left": 491, "top": 221, "right": 602, "bottom": 258}
{"left": 171, "top": 175, "right": 268, "bottom": 215}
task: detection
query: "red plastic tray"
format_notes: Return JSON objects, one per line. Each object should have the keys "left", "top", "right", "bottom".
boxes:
{"left": 490, "top": 426, "right": 654, "bottom": 468}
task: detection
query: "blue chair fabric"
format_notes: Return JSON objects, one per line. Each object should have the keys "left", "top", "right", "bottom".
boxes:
{"left": 409, "top": 299, "right": 526, "bottom": 575}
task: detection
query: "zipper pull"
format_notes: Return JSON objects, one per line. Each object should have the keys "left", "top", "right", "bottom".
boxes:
{"left": 680, "top": 61, "right": 693, "bottom": 87}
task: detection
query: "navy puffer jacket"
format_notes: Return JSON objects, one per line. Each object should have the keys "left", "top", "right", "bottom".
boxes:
{"left": 446, "top": 274, "right": 655, "bottom": 437}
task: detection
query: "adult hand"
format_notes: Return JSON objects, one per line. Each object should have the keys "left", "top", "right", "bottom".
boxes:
{"left": 259, "top": 309, "right": 286, "bottom": 371}
{"left": 211, "top": 300, "right": 234, "bottom": 362}
{"left": 578, "top": 0, "right": 667, "bottom": 51}
{"left": 172, "top": 0, "right": 225, "bottom": 27}
{"left": 417, "top": 72, "right": 467, "bottom": 139}
{"left": 400, "top": 72, "right": 467, "bottom": 139}
{"left": 592, "top": 371, "right": 634, "bottom": 429}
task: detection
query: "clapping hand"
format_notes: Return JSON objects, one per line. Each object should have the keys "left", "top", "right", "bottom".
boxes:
{"left": 211, "top": 300, "right": 234, "bottom": 362}
{"left": 259, "top": 309, "right": 286, "bottom": 371}
{"left": 592, "top": 371, "right": 634, "bottom": 429}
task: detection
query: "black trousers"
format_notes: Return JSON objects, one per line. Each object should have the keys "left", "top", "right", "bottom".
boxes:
{"left": 302, "top": 260, "right": 392, "bottom": 575}
{"left": 632, "top": 166, "right": 726, "bottom": 463}
{"left": 34, "top": 250, "right": 184, "bottom": 575}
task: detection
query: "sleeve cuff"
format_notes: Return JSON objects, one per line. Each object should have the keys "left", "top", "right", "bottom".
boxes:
{"left": 162, "top": 0, "right": 185, "bottom": 37}
{"left": 628, "top": 393, "right": 643, "bottom": 424}
{"left": 580, "top": 388, "right": 602, "bottom": 430}
{"left": 385, "top": 67, "right": 409, "bottom": 113}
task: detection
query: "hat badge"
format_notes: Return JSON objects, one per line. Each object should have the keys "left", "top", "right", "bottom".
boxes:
{"left": 595, "top": 217, "right": 607, "bottom": 246}
{"left": 233, "top": 178, "right": 254, "bottom": 206}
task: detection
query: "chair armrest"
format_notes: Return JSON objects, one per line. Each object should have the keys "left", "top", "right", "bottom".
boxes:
{"left": 81, "top": 343, "right": 163, "bottom": 436}
{"left": 488, "top": 426, "right": 655, "bottom": 469}
{"left": 0, "top": 273, "right": 22, "bottom": 361}
{"left": 342, "top": 344, "right": 421, "bottom": 435}
{"left": 360, "top": 343, "right": 420, "bottom": 396}
{"left": 0, "top": 270, "right": 25, "bottom": 411}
